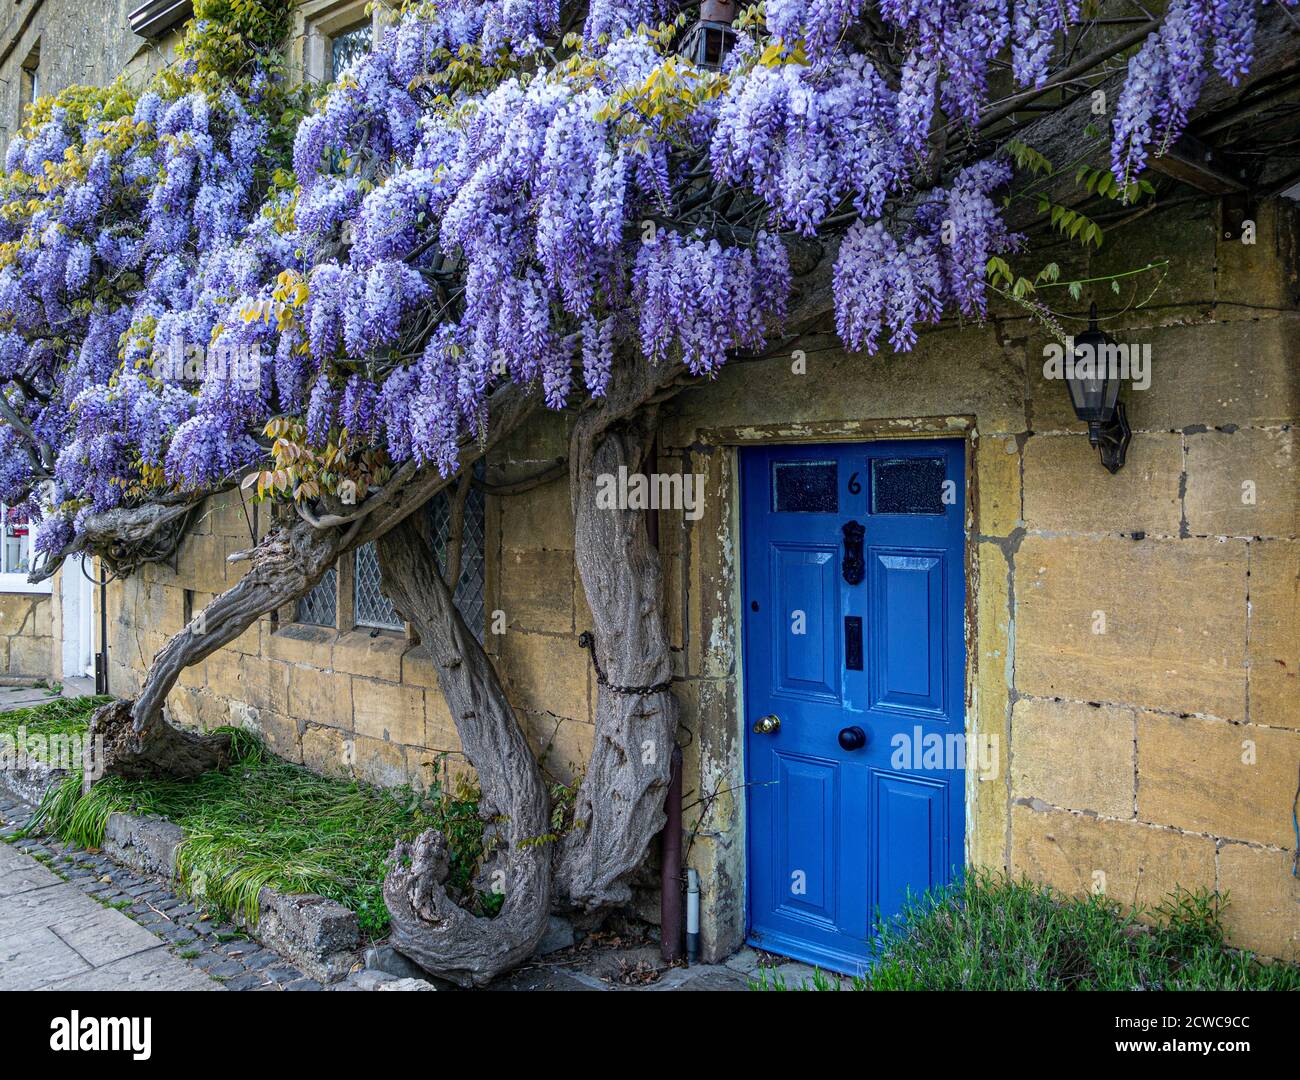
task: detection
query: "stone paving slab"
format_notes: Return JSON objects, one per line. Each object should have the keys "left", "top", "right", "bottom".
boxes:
{"left": 36, "top": 946, "right": 219, "bottom": 991}
{"left": 651, "top": 968, "right": 754, "bottom": 990}
{"left": 0, "top": 853, "right": 217, "bottom": 992}
{"left": 0, "top": 691, "right": 59, "bottom": 706}
{"left": 0, "top": 924, "right": 94, "bottom": 990}
{"left": 0, "top": 880, "right": 127, "bottom": 939}
{"left": 0, "top": 840, "right": 30, "bottom": 869}
{"left": 47, "top": 897, "right": 170, "bottom": 969}
{"left": 0, "top": 686, "right": 61, "bottom": 712}
{"left": 0, "top": 854, "right": 62, "bottom": 898}
{"left": 0, "top": 794, "right": 319, "bottom": 991}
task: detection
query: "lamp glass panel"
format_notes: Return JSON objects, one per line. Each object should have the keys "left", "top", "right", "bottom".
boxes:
{"left": 1069, "top": 336, "right": 1113, "bottom": 422}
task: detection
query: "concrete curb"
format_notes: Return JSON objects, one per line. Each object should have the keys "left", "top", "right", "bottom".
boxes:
{"left": 0, "top": 758, "right": 64, "bottom": 806}
{"left": 0, "top": 763, "right": 363, "bottom": 983}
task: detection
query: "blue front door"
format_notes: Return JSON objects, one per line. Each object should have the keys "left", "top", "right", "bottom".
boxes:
{"left": 741, "top": 439, "right": 967, "bottom": 974}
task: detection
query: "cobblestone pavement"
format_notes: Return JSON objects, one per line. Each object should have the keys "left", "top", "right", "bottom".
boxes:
{"left": 0, "top": 795, "right": 327, "bottom": 991}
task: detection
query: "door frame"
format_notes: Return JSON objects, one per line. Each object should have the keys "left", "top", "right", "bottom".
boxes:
{"left": 60, "top": 554, "right": 97, "bottom": 680}
{"left": 735, "top": 433, "right": 972, "bottom": 968}
{"left": 681, "top": 416, "right": 982, "bottom": 965}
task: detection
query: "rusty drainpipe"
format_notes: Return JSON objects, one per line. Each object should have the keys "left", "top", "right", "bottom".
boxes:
{"left": 661, "top": 743, "right": 685, "bottom": 963}
{"left": 646, "top": 436, "right": 685, "bottom": 962}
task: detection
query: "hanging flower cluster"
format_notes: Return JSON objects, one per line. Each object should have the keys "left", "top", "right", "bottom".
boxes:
{"left": 1109, "top": 0, "right": 1279, "bottom": 183}
{"left": 634, "top": 229, "right": 790, "bottom": 374}
{"left": 280, "top": 22, "right": 794, "bottom": 478}
{"left": 1011, "top": 0, "right": 1080, "bottom": 88}
{"left": 766, "top": 0, "right": 869, "bottom": 59}
{"left": 833, "top": 160, "right": 1018, "bottom": 353}
{"left": 0, "top": 0, "right": 298, "bottom": 554}
{"left": 711, "top": 55, "right": 906, "bottom": 234}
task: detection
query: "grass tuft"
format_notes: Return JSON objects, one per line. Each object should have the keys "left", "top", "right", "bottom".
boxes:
{"left": 0, "top": 695, "right": 109, "bottom": 764}
{"left": 31, "top": 723, "right": 488, "bottom": 939}
{"left": 752, "top": 871, "right": 1300, "bottom": 990}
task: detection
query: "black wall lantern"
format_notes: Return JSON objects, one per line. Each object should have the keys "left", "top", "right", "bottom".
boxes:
{"left": 1066, "top": 302, "right": 1131, "bottom": 474}
{"left": 680, "top": 0, "right": 738, "bottom": 70}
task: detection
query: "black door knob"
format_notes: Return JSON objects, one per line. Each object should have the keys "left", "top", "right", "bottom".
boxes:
{"left": 838, "top": 726, "right": 867, "bottom": 751}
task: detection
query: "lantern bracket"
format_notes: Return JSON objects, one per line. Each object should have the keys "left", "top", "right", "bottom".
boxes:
{"left": 1090, "top": 400, "right": 1131, "bottom": 474}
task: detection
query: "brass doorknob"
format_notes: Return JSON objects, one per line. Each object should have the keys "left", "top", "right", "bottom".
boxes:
{"left": 752, "top": 714, "right": 781, "bottom": 734}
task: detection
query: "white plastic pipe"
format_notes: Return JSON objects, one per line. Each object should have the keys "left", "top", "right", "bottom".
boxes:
{"left": 686, "top": 867, "right": 700, "bottom": 963}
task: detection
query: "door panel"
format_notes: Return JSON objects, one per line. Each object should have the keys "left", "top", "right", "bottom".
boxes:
{"left": 773, "top": 752, "right": 838, "bottom": 924}
{"left": 870, "top": 769, "right": 948, "bottom": 924}
{"left": 742, "top": 439, "right": 966, "bottom": 975}
{"left": 868, "top": 549, "right": 947, "bottom": 718}
{"left": 770, "top": 544, "right": 839, "bottom": 701}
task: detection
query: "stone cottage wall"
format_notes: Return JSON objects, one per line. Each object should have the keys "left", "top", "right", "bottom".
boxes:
{"left": 104, "top": 411, "right": 597, "bottom": 795}
{"left": 657, "top": 195, "right": 1300, "bottom": 962}
{"left": 0, "top": 0, "right": 181, "bottom": 155}
{"left": 104, "top": 186, "right": 1298, "bottom": 961}
{"left": 0, "top": 591, "right": 54, "bottom": 677}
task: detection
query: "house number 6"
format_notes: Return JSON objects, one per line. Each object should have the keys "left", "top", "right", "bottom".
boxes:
{"left": 847, "top": 471, "right": 861, "bottom": 495}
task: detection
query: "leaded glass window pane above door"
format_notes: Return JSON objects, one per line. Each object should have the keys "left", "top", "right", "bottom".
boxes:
{"left": 771, "top": 460, "right": 838, "bottom": 513}
{"left": 870, "top": 458, "right": 947, "bottom": 515}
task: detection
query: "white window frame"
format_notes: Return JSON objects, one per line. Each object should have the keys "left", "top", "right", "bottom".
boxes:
{"left": 20, "top": 40, "right": 40, "bottom": 112}
{"left": 0, "top": 502, "right": 51, "bottom": 594}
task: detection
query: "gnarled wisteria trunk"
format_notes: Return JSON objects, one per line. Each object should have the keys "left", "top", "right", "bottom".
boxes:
{"left": 376, "top": 514, "right": 551, "bottom": 986}
{"left": 91, "top": 515, "right": 344, "bottom": 779}
{"left": 364, "top": 350, "right": 685, "bottom": 980}
{"left": 555, "top": 414, "right": 679, "bottom": 910}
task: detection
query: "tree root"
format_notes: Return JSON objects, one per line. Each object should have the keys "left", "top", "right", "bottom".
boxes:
{"left": 384, "top": 829, "right": 548, "bottom": 988}
{"left": 89, "top": 698, "right": 233, "bottom": 781}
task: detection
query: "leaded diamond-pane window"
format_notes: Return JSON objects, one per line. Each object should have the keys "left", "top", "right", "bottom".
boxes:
{"left": 355, "top": 541, "right": 403, "bottom": 630}
{"left": 431, "top": 466, "right": 487, "bottom": 640}
{"left": 329, "top": 22, "right": 371, "bottom": 80}
{"left": 352, "top": 465, "right": 486, "bottom": 636}
{"left": 296, "top": 566, "right": 337, "bottom": 627}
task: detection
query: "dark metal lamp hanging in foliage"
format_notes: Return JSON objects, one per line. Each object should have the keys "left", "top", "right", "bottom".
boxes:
{"left": 680, "top": 0, "right": 738, "bottom": 70}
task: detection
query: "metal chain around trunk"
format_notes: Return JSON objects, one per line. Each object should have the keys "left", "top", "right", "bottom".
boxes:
{"left": 578, "top": 631, "right": 673, "bottom": 696}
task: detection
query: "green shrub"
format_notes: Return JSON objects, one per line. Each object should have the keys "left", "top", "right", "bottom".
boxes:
{"left": 752, "top": 872, "right": 1300, "bottom": 991}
